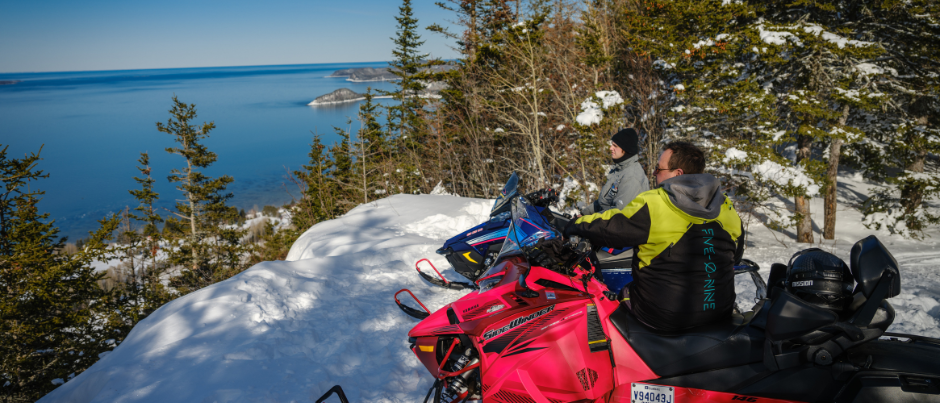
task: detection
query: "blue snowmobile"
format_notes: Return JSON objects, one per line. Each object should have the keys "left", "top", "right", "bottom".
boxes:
{"left": 424, "top": 173, "right": 634, "bottom": 293}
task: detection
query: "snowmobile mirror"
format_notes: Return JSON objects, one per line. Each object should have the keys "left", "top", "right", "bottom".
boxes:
{"left": 767, "top": 263, "right": 788, "bottom": 290}
{"left": 850, "top": 235, "right": 900, "bottom": 299}
{"left": 765, "top": 290, "right": 838, "bottom": 342}
{"left": 516, "top": 270, "right": 539, "bottom": 298}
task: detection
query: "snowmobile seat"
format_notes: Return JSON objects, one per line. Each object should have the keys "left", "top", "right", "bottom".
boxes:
{"left": 608, "top": 305, "right": 766, "bottom": 378}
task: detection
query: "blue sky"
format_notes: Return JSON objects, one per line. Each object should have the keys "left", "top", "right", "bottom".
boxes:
{"left": 0, "top": 0, "right": 459, "bottom": 73}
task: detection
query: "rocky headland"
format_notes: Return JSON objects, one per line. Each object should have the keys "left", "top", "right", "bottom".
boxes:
{"left": 328, "top": 67, "right": 397, "bottom": 82}
{"left": 307, "top": 88, "right": 382, "bottom": 106}
{"left": 310, "top": 66, "right": 456, "bottom": 106}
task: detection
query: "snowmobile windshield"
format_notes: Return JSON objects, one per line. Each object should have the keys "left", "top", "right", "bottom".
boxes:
{"left": 480, "top": 196, "right": 559, "bottom": 280}
{"left": 490, "top": 172, "right": 519, "bottom": 217}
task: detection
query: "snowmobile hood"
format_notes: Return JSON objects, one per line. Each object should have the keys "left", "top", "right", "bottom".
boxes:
{"left": 659, "top": 174, "right": 723, "bottom": 220}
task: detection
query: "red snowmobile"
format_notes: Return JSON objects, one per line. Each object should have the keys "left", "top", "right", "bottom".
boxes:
{"left": 321, "top": 195, "right": 940, "bottom": 403}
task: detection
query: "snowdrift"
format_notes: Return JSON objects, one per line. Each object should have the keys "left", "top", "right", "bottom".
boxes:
{"left": 39, "top": 189, "right": 940, "bottom": 403}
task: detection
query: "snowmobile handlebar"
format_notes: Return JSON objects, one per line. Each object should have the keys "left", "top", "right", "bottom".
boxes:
{"left": 524, "top": 188, "right": 558, "bottom": 207}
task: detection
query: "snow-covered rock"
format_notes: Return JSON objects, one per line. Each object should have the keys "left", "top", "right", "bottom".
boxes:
{"left": 308, "top": 88, "right": 367, "bottom": 106}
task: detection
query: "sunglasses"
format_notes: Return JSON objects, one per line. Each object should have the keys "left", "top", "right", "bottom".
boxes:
{"left": 653, "top": 166, "right": 676, "bottom": 175}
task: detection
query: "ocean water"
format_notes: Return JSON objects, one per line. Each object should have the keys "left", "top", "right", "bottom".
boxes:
{"left": 0, "top": 62, "right": 398, "bottom": 241}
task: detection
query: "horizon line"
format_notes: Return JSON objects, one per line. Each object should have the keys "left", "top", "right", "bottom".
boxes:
{"left": 0, "top": 60, "right": 400, "bottom": 76}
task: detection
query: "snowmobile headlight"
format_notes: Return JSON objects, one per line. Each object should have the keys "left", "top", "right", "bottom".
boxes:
{"left": 478, "top": 276, "right": 504, "bottom": 294}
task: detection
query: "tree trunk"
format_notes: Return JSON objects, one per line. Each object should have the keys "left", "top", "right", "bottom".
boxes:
{"left": 823, "top": 138, "right": 842, "bottom": 240}
{"left": 187, "top": 157, "right": 198, "bottom": 272}
{"left": 823, "top": 105, "right": 850, "bottom": 240}
{"left": 795, "top": 134, "right": 814, "bottom": 243}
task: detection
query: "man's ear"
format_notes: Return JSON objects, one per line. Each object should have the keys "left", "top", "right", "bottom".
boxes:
{"left": 675, "top": 168, "right": 684, "bottom": 176}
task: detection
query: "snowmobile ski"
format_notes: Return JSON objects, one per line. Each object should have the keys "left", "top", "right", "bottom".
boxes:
{"left": 394, "top": 288, "right": 431, "bottom": 320}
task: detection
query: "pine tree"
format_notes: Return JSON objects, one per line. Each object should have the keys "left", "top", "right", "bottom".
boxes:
{"left": 355, "top": 90, "right": 388, "bottom": 202}
{"left": 385, "top": 0, "right": 444, "bottom": 194}
{"left": 386, "top": 0, "right": 431, "bottom": 141}
{"left": 841, "top": 0, "right": 940, "bottom": 239}
{"left": 329, "top": 124, "right": 362, "bottom": 208}
{"left": 126, "top": 152, "right": 173, "bottom": 311}
{"left": 292, "top": 136, "right": 337, "bottom": 232}
{"left": 157, "top": 97, "right": 245, "bottom": 294}
{"left": 619, "top": 0, "right": 913, "bottom": 242}
{"left": 0, "top": 145, "right": 120, "bottom": 401}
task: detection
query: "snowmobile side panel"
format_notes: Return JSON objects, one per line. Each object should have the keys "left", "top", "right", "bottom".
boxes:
{"left": 440, "top": 220, "right": 511, "bottom": 281}
{"left": 846, "top": 338, "right": 940, "bottom": 374}
{"left": 734, "top": 366, "right": 842, "bottom": 402}
{"left": 836, "top": 372, "right": 940, "bottom": 403}
{"left": 605, "top": 316, "right": 658, "bottom": 383}
{"left": 477, "top": 299, "right": 616, "bottom": 403}
{"left": 408, "top": 303, "right": 459, "bottom": 338}
{"left": 412, "top": 336, "right": 443, "bottom": 377}
{"left": 452, "top": 294, "right": 512, "bottom": 322}
{"left": 648, "top": 363, "right": 773, "bottom": 393}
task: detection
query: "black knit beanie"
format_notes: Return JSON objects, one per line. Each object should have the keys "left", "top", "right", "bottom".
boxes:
{"left": 611, "top": 128, "right": 640, "bottom": 161}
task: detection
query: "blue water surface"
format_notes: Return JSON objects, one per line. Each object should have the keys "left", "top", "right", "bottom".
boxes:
{"left": 0, "top": 62, "right": 397, "bottom": 241}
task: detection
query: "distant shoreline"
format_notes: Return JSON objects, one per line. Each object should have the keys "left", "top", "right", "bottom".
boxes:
{"left": 322, "top": 76, "right": 395, "bottom": 83}
{"left": 308, "top": 95, "right": 393, "bottom": 106}
{"left": 346, "top": 78, "right": 395, "bottom": 83}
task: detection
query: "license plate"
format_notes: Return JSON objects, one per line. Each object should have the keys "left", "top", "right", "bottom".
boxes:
{"left": 631, "top": 383, "right": 674, "bottom": 403}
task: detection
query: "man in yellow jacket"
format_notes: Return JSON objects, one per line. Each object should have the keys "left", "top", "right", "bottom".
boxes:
{"left": 565, "top": 141, "right": 744, "bottom": 332}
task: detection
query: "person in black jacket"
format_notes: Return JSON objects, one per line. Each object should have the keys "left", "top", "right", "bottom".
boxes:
{"left": 565, "top": 141, "right": 744, "bottom": 332}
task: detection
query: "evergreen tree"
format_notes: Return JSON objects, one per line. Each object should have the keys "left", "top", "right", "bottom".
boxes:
{"left": 328, "top": 124, "right": 363, "bottom": 209}
{"left": 385, "top": 0, "right": 444, "bottom": 194}
{"left": 619, "top": 0, "right": 918, "bottom": 242}
{"left": 156, "top": 97, "right": 245, "bottom": 294}
{"left": 247, "top": 220, "right": 295, "bottom": 265}
{"left": 292, "top": 136, "right": 337, "bottom": 232}
{"left": 355, "top": 90, "right": 388, "bottom": 202}
{"left": 0, "top": 145, "right": 120, "bottom": 401}
{"left": 126, "top": 152, "right": 173, "bottom": 311}
{"left": 474, "top": 0, "right": 519, "bottom": 68}
{"left": 840, "top": 0, "right": 940, "bottom": 239}
{"left": 386, "top": 0, "right": 431, "bottom": 140}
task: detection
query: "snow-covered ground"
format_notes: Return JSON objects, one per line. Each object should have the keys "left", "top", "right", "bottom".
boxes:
{"left": 39, "top": 173, "right": 940, "bottom": 403}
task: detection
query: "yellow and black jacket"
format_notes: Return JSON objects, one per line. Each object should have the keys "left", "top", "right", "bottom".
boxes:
{"left": 566, "top": 174, "right": 744, "bottom": 331}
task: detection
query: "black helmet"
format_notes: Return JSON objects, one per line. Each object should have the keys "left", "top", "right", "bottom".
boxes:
{"left": 786, "top": 249, "right": 855, "bottom": 312}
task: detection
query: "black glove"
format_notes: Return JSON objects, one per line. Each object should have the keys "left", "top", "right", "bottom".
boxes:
{"left": 525, "top": 188, "right": 558, "bottom": 207}
{"left": 562, "top": 217, "right": 579, "bottom": 238}
{"left": 525, "top": 238, "right": 574, "bottom": 273}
